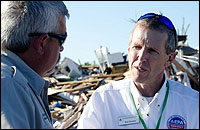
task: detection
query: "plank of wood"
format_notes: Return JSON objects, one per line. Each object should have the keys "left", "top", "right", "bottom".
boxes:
{"left": 62, "top": 103, "right": 81, "bottom": 122}
{"left": 66, "top": 83, "right": 96, "bottom": 92}
{"left": 56, "top": 78, "right": 103, "bottom": 86}
{"left": 91, "top": 73, "right": 124, "bottom": 78}
{"left": 172, "top": 60, "right": 199, "bottom": 87}
{"left": 48, "top": 88, "right": 68, "bottom": 95}
{"left": 81, "top": 93, "right": 88, "bottom": 102}
{"left": 60, "top": 111, "right": 81, "bottom": 129}
{"left": 112, "top": 76, "right": 125, "bottom": 81}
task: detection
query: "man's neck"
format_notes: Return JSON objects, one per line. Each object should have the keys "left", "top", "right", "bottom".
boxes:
{"left": 134, "top": 75, "right": 165, "bottom": 97}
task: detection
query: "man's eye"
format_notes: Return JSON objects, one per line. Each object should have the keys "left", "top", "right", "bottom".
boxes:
{"left": 148, "top": 48, "right": 159, "bottom": 54}
{"left": 133, "top": 46, "right": 142, "bottom": 50}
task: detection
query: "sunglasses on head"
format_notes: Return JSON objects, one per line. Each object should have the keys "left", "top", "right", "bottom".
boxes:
{"left": 137, "top": 13, "right": 177, "bottom": 43}
{"left": 138, "top": 13, "right": 175, "bottom": 30}
{"left": 28, "top": 32, "right": 67, "bottom": 46}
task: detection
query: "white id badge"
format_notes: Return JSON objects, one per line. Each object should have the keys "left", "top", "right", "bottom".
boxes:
{"left": 118, "top": 115, "right": 140, "bottom": 126}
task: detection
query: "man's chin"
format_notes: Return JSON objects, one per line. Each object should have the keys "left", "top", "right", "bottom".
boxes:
{"left": 131, "top": 74, "right": 145, "bottom": 83}
{"left": 46, "top": 67, "right": 56, "bottom": 76}
{"left": 46, "top": 55, "right": 60, "bottom": 76}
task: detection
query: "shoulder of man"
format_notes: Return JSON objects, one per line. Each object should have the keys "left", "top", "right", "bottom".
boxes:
{"left": 1, "top": 64, "right": 34, "bottom": 129}
{"left": 1, "top": 62, "right": 16, "bottom": 78}
{"left": 1, "top": 62, "right": 28, "bottom": 87}
{"left": 168, "top": 79, "right": 199, "bottom": 100}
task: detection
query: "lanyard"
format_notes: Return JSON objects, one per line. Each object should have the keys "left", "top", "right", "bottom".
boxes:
{"left": 130, "top": 81, "right": 169, "bottom": 129}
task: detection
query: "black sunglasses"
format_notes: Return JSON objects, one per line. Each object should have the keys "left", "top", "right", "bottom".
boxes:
{"left": 28, "top": 32, "right": 67, "bottom": 46}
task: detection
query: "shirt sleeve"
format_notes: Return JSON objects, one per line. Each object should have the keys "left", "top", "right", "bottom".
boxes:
{"left": 1, "top": 77, "right": 35, "bottom": 129}
{"left": 77, "top": 90, "right": 105, "bottom": 129}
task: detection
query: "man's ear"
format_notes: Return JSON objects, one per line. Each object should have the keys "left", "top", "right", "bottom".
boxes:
{"left": 32, "top": 34, "right": 49, "bottom": 55}
{"left": 164, "top": 52, "right": 177, "bottom": 68}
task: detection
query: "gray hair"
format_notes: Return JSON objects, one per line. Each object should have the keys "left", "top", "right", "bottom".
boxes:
{"left": 130, "top": 17, "right": 178, "bottom": 54}
{"left": 1, "top": 1, "right": 70, "bottom": 53}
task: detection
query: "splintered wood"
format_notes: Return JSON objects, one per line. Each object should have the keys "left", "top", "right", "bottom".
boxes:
{"left": 48, "top": 73, "right": 126, "bottom": 129}
{"left": 48, "top": 58, "right": 199, "bottom": 129}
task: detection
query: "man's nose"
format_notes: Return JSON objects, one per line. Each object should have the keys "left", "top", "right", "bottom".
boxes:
{"left": 137, "top": 48, "right": 147, "bottom": 62}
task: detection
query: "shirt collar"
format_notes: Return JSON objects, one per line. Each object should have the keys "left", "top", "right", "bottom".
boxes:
{"left": 2, "top": 50, "right": 45, "bottom": 96}
{"left": 130, "top": 73, "right": 168, "bottom": 110}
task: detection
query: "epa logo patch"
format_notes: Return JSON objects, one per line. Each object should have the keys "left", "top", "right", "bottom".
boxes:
{"left": 167, "top": 115, "right": 187, "bottom": 129}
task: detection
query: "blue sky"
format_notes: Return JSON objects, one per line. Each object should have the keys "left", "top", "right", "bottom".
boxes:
{"left": 61, "top": 1, "right": 199, "bottom": 65}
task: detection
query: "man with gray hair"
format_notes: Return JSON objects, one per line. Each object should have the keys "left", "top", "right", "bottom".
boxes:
{"left": 1, "top": 1, "right": 69, "bottom": 128}
{"left": 77, "top": 13, "right": 199, "bottom": 129}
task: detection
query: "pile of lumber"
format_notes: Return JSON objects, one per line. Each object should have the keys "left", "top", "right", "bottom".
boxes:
{"left": 47, "top": 52, "right": 199, "bottom": 128}
{"left": 47, "top": 73, "right": 126, "bottom": 129}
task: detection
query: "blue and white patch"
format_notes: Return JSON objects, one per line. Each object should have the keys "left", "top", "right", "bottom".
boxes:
{"left": 167, "top": 115, "right": 187, "bottom": 129}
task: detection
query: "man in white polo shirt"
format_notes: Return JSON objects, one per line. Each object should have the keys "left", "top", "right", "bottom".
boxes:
{"left": 77, "top": 13, "right": 199, "bottom": 129}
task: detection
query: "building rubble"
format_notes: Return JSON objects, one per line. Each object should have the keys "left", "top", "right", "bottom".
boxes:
{"left": 44, "top": 35, "right": 199, "bottom": 129}
{"left": 45, "top": 72, "right": 127, "bottom": 129}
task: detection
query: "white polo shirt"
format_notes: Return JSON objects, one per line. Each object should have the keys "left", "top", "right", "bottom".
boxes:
{"left": 77, "top": 75, "right": 199, "bottom": 129}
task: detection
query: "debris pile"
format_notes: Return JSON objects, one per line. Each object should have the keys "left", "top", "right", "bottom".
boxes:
{"left": 45, "top": 72, "right": 126, "bottom": 129}
{"left": 166, "top": 35, "right": 199, "bottom": 91}
{"left": 45, "top": 36, "right": 199, "bottom": 128}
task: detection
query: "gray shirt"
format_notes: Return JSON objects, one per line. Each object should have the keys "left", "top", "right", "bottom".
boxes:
{"left": 1, "top": 50, "right": 54, "bottom": 129}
